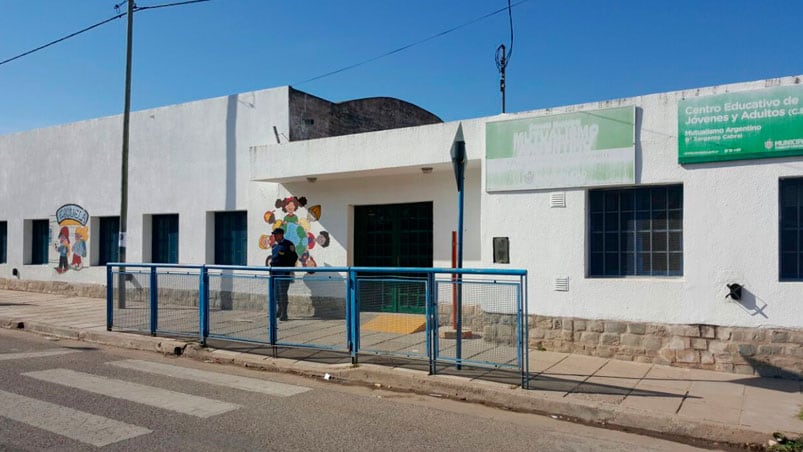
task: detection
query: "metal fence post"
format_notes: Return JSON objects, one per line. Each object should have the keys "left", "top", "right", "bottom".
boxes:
{"left": 522, "top": 274, "right": 530, "bottom": 389}
{"left": 349, "top": 270, "right": 359, "bottom": 365}
{"left": 456, "top": 270, "right": 463, "bottom": 370}
{"left": 106, "top": 264, "right": 113, "bottom": 331}
{"left": 345, "top": 270, "right": 353, "bottom": 360}
{"left": 427, "top": 272, "right": 436, "bottom": 375}
{"left": 199, "top": 266, "right": 209, "bottom": 346}
{"left": 516, "top": 280, "right": 524, "bottom": 387}
{"left": 149, "top": 266, "right": 158, "bottom": 336}
{"left": 268, "top": 272, "right": 276, "bottom": 346}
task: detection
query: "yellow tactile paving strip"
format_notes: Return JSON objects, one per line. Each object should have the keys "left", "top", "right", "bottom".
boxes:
{"left": 361, "top": 313, "right": 426, "bottom": 334}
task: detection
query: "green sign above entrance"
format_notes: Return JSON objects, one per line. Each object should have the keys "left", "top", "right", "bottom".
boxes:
{"left": 486, "top": 106, "right": 635, "bottom": 192}
{"left": 678, "top": 85, "right": 803, "bottom": 164}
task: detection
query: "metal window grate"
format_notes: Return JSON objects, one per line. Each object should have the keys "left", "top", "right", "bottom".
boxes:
{"left": 780, "top": 178, "right": 803, "bottom": 280}
{"left": 589, "top": 185, "right": 683, "bottom": 276}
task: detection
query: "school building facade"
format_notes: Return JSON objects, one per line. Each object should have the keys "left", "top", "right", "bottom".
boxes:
{"left": 2, "top": 75, "right": 803, "bottom": 377}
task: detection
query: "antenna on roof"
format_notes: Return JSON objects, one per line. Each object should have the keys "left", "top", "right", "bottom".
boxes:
{"left": 495, "top": 0, "right": 514, "bottom": 113}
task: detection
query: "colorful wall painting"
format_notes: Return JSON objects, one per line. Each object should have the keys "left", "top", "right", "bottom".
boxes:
{"left": 259, "top": 196, "right": 330, "bottom": 268}
{"left": 52, "top": 204, "right": 89, "bottom": 273}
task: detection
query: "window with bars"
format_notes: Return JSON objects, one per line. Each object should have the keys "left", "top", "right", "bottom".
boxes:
{"left": 779, "top": 178, "right": 803, "bottom": 280}
{"left": 152, "top": 214, "right": 179, "bottom": 264}
{"left": 215, "top": 211, "right": 247, "bottom": 265}
{"left": 589, "top": 185, "right": 683, "bottom": 277}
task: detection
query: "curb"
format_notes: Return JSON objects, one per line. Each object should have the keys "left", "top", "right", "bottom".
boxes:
{"left": 0, "top": 317, "right": 769, "bottom": 448}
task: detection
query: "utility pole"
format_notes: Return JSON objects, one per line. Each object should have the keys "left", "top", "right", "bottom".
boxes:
{"left": 111, "top": 0, "right": 208, "bottom": 312}
{"left": 118, "top": 0, "right": 134, "bottom": 308}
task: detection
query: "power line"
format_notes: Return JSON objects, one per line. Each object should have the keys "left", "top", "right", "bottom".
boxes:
{"left": 293, "top": 0, "right": 531, "bottom": 86}
{"left": 0, "top": 13, "right": 126, "bottom": 67}
{"left": 136, "top": 0, "right": 209, "bottom": 12}
{"left": 0, "top": 0, "right": 210, "bottom": 68}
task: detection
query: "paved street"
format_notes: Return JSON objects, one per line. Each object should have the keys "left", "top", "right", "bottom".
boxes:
{"left": 0, "top": 328, "right": 718, "bottom": 451}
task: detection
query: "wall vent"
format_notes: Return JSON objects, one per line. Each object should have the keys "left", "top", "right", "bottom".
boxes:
{"left": 553, "top": 277, "right": 569, "bottom": 291}
{"left": 550, "top": 192, "right": 566, "bottom": 208}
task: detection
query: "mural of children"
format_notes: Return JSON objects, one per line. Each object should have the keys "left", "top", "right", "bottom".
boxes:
{"left": 71, "top": 228, "right": 87, "bottom": 270}
{"left": 55, "top": 227, "right": 70, "bottom": 273}
{"left": 259, "top": 196, "right": 330, "bottom": 270}
{"left": 273, "top": 196, "right": 310, "bottom": 256}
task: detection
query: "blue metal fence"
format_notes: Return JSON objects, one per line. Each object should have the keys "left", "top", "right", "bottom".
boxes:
{"left": 107, "top": 264, "right": 529, "bottom": 387}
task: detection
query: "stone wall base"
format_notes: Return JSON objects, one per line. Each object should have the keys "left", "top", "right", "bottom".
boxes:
{"left": 0, "top": 278, "right": 105, "bottom": 299}
{"left": 4, "top": 279, "right": 799, "bottom": 378}
{"left": 530, "top": 315, "right": 803, "bottom": 379}
{"left": 0, "top": 278, "right": 344, "bottom": 319}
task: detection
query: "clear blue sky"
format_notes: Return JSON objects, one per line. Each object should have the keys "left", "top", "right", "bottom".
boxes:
{"left": 1, "top": 0, "right": 801, "bottom": 135}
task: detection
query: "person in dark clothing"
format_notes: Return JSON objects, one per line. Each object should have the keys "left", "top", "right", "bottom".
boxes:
{"left": 266, "top": 228, "right": 298, "bottom": 321}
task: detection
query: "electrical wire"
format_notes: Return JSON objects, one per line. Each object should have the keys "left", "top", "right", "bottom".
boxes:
{"left": 294, "top": 0, "right": 530, "bottom": 86}
{"left": 136, "top": 0, "right": 209, "bottom": 12}
{"left": 0, "top": 0, "right": 210, "bottom": 68}
{"left": 495, "top": 0, "right": 513, "bottom": 72}
{"left": 0, "top": 12, "right": 126, "bottom": 67}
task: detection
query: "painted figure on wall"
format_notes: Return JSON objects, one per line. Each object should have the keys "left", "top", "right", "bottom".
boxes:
{"left": 55, "top": 226, "right": 70, "bottom": 273}
{"left": 53, "top": 204, "right": 89, "bottom": 274}
{"left": 259, "top": 196, "right": 330, "bottom": 269}
{"left": 71, "top": 227, "right": 87, "bottom": 270}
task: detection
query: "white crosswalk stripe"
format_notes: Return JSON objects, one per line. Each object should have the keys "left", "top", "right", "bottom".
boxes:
{"left": 0, "top": 389, "right": 151, "bottom": 447}
{"left": 0, "top": 349, "right": 80, "bottom": 361}
{"left": 23, "top": 368, "right": 240, "bottom": 418}
{"left": 109, "top": 359, "right": 311, "bottom": 396}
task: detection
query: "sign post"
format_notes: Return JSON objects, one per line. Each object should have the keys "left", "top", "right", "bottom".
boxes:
{"left": 450, "top": 123, "right": 466, "bottom": 369}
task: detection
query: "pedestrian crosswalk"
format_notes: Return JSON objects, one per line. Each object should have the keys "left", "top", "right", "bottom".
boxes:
{"left": 0, "top": 389, "right": 152, "bottom": 447}
{"left": 109, "top": 359, "right": 312, "bottom": 396}
{"left": 0, "top": 348, "right": 312, "bottom": 447}
{"left": 0, "top": 349, "right": 81, "bottom": 361}
{"left": 23, "top": 368, "right": 242, "bottom": 418}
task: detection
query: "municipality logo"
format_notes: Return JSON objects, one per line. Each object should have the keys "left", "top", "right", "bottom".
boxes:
{"left": 765, "top": 139, "right": 774, "bottom": 150}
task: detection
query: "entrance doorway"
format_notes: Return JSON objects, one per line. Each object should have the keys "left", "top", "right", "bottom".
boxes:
{"left": 354, "top": 201, "right": 433, "bottom": 313}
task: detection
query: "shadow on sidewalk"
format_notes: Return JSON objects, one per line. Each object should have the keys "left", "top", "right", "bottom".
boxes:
{"left": 202, "top": 339, "right": 695, "bottom": 399}
{"left": 742, "top": 356, "right": 803, "bottom": 384}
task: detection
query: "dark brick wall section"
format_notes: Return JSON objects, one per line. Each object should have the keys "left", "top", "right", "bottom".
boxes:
{"left": 288, "top": 89, "right": 333, "bottom": 141}
{"left": 289, "top": 88, "right": 442, "bottom": 141}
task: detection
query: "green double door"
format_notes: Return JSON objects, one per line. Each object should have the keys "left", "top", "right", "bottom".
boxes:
{"left": 354, "top": 202, "right": 433, "bottom": 314}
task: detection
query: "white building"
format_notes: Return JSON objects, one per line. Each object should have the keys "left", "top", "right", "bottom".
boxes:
{"left": 2, "top": 75, "right": 802, "bottom": 376}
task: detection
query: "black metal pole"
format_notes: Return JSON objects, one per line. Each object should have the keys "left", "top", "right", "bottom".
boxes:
{"left": 499, "top": 44, "right": 506, "bottom": 114}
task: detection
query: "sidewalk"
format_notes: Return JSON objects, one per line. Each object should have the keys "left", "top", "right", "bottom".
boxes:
{"left": 0, "top": 288, "right": 800, "bottom": 447}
